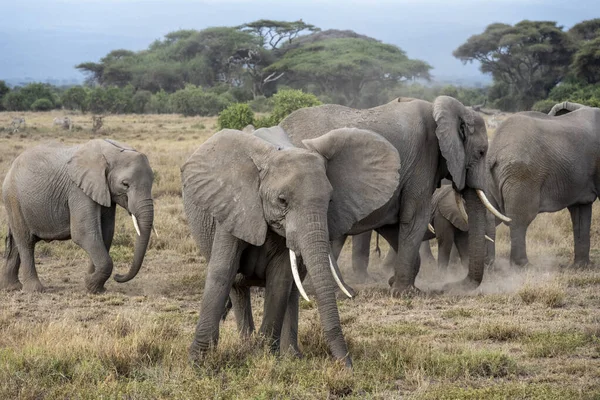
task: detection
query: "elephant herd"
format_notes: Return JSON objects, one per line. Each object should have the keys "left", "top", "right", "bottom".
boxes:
{"left": 0, "top": 97, "right": 598, "bottom": 369}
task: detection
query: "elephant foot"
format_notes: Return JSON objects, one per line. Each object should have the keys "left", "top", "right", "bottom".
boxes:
{"left": 22, "top": 280, "right": 45, "bottom": 293}
{"left": 85, "top": 275, "right": 109, "bottom": 294}
{"left": 0, "top": 279, "right": 22, "bottom": 291}
{"left": 442, "top": 277, "right": 480, "bottom": 294}
{"left": 388, "top": 277, "right": 422, "bottom": 298}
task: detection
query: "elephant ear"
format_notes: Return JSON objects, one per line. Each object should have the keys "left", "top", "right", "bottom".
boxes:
{"left": 303, "top": 128, "right": 401, "bottom": 239}
{"left": 181, "top": 129, "right": 274, "bottom": 246}
{"left": 433, "top": 96, "right": 473, "bottom": 192}
{"left": 67, "top": 140, "right": 111, "bottom": 207}
{"left": 436, "top": 186, "right": 468, "bottom": 232}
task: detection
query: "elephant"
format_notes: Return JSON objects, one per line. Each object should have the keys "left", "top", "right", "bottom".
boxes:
{"left": 0, "top": 139, "right": 154, "bottom": 294}
{"left": 181, "top": 126, "right": 401, "bottom": 367}
{"left": 486, "top": 101, "right": 600, "bottom": 267}
{"left": 280, "top": 96, "right": 511, "bottom": 295}
{"left": 349, "top": 185, "right": 497, "bottom": 280}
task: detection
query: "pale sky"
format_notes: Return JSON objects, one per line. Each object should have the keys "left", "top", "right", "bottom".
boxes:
{"left": 1, "top": 0, "right": 597, "bottom": 84}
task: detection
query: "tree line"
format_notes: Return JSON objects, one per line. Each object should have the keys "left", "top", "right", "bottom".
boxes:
{"left": 1, "top": 18, "right": 599, "bottom": 115}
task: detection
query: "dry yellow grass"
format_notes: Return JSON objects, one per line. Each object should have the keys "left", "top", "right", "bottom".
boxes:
{"left": 0, "top": 111, "right": 598, "bottom": 399}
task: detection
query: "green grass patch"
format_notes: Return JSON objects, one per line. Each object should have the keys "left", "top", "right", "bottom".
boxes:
{"left": 524, "top": 331, "right": 590, "bottom": 357}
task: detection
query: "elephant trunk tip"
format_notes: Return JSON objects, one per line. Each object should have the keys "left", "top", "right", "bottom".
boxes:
{"left": 113, "top": 273, "right": 133, "bottom": 283}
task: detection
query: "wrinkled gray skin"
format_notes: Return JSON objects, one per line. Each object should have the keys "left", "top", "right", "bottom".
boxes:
{"left": 181, "top": 127, "right": 400, "bottom": 367}
{"left": 281, "top": 96, "right": 491, "bottom": 295}
{"left": 0, "top": 139, "right": 154, "bottom": 294}
{"left": 352, "top": 185, "right": 496, "bottom": 278}
{"left": 487, "top": 102, "right": 600, "bottom": 267}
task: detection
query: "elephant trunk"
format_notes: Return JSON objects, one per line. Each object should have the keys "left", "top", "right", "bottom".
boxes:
{"left": 296, "top": 213, "right": 352, "bottom": 368}
{"left": 114, "top": 198, "right": 154, "bottom": 283}
{"left": 464, "top": 188, "right": 486, "bottom": 285}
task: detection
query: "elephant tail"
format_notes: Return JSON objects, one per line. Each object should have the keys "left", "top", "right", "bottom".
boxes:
{"left": 4, "top": 230, "right": 14, "bottom": 260}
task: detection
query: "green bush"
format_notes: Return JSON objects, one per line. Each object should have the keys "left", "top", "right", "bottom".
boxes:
{"left": 269, "top": 89, "right": 322, "bottom": 125}
{"left": 531, "top": 99, "right": 558, "bottom": 113}
{"left": 30, "top": 98, "right": 53, "bottom": 111}
{"left": 146, "top": 90, "right": 171, "bottom": 114}
{"left": 3, "top": 91, "right": 28, "bottom": 111}
{"left": 61, "top": 86, "right": 89, "bottom": 112}
{"left": 217, "top": 103, "right": 255, "bottom": 130}
{"left": 132, "top": 90, "right": 152, "bottom": 114}
{"left": 169, "top": 85, "right": 231, "bottom": 116}
{"left": 253, "top": 115, "right": 276, "bottom": 128}
{"left": 249, "top": 96, "right": 272, "bottom": 113}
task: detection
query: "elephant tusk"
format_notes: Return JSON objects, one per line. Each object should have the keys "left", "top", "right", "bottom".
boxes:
{"left": 132, "top": 215, "right": 141, "bottom": 236}
{"left": 476, "top": 189, "right": 512, "bottom": 223}
{"left": 455, "top": 191, "right": 469, "bottom": 223}
{"left": 153, "top": 226, "right": 159, "bottom": 237}
{"left": 289, "top": 250, "right": 310, "bottom": 302}
{"left": 329, "top": 254, "right": 353, "bottom": 299}
{"left": 428, "top": 223, "right": 436, "bottom": 235}
{"left": 485, "top": 235, "right": 494, "bottom": 243}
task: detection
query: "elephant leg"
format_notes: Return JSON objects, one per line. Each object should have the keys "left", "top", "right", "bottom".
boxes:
{"left": 190, "top": 227, "right": 245, "bottom": 361}
{"left": 17, "top": 238, "right": 43, "bottom": 293}
{"left": 435, "top": 213, "right": 455, "bottom": 270}
{"left": 568, "top": 203, "right": 592, "bottom": 267}
{"left": 454, "top": 231, "right": 470, "bottom": 269}
{"left": 230, "top": 285, "right": 255, "bottom": 338}
{"left": 381, "top": 245, "right": 398, "bottom": 273}
{"left": 331, "top": 235, "right": 347, "bottom": 261}
{"left": 72, "top": 207, "right": 113, "bottom": 294}
{"left": 0, "top": 231, "right": 22, "bottom": 291}
{"left": 351, "top": 231, "right": 372, "bottom": 282}
{"left": 88, "top": 206, "right": 116, "bottom": 275}
{"left": 280, "top": 279, "right": 303, "bottom": 357}
{"left": 419, "top": 241, "right": 435, "bottom": 266}
{"left": 260, "top": 251, "right": 294, "bottom": 353}
{"left": 505, "top": 185, "right": 538, "bottom": 267}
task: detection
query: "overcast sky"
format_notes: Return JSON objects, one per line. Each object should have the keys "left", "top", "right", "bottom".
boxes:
{"left": 1, "top": 0, "right": 597, "bottom": 84}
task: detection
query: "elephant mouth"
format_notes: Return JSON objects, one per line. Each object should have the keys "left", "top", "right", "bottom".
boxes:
{"left": 288, "top": 249, "right": 355, "bottom": 302}
{"left": 454, "top": 190, "right": 511, "bottom": 224}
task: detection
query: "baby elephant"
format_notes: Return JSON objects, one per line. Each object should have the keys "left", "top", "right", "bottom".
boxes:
{"left": 0, "top": 139, "right": 154, "bottom": 293}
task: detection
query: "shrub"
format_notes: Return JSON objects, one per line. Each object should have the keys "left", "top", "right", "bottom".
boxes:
{"left": 249, "top": 96, "right": 272, "bottom": 113}
{"left": 146, "top": 89, "right": 171, "bottom": 114}
{"left": 61, "top": 86, "right": 89, "bottom": 112}
{"left": 132, "top": 90, "right": 152, "bottom": 114}
{"left": 269, "top": 89, "right": 321, "bottom": 125}
{"left": 531, "top": 99, "right": 557, "bottom": 113}
{"left": 3, "top": 91, "right": 28, "bottom": 111}
{"left": 253, "top": 115, "right": 276, "bottom": 128}
{"left": 169, "top": 85, "right": 231, "bottom": 116}
{"left": 30, "top": 98, "right": 53, "bottom": 111}
{"left": 217, "top": 103, "right": 255, "bottom": 130}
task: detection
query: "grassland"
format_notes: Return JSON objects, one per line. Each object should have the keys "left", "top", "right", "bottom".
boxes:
{"left": 0, "top": 111, "right": 599, "bottom": 399}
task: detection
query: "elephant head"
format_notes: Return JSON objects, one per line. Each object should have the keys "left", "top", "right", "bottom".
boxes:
{"left": 67, "top": 139, "right": 154, "bottom": 283}
{"left": 433, "top": 96, "right": 510, "bottom": 289}
{"left": 182, "top": 127, "right": 400, "bottom": 365}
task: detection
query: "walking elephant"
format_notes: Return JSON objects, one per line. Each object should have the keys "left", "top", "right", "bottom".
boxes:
{"left": 349, "top": 184, "right": 496, "bottom": 280}
{"left": 280, "top": 96, "right": 510, "bottom": 295}
{"left": 181, "top": 126, "right": 401, "bottom": 367}
{"left": 0, "top": 139, "right": 154, "bottom": 294}
{"left": 487, "top": 101, "right": 600, "bottom": 267}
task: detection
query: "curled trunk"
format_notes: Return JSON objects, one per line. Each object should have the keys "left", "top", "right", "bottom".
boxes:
{"left": 114, "top": 198, "right": 154, "bottom": 283}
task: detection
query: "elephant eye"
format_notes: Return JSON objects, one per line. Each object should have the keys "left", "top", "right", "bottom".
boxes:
{"left": 459, "top": 121, "right": 466, "bottom": 141}
{"left": 122, "top": 180, "right": 130, "bottom": 188}
{"left": 278, "top": 194, "right": 287, "bottom": 207}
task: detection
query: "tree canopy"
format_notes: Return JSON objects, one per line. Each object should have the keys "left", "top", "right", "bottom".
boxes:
{"left": 454, "top": 20, "right": 575, "bottom": 110}
{"left": 268, "top": 38, "right": 431, "bottom": 106}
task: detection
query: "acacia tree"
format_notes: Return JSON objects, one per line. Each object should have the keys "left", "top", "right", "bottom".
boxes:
{"left": 454, "top": 21, "right": 576, "bottom": 110}
{"left": 266, "top": 38, "right": 431, "bottom": 106}
{"left": 569, "top": 19, "right": 600, "bottom": 84}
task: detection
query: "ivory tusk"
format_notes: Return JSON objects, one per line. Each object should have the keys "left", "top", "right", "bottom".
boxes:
{"left": 153, "top": 226, "right": 159, "bottom": 237}
{"left": 428, "top": 223, "right": 436, "bottom": 235}
{"left": 132, "top": 215, "right": 141, "bottom": 236}
{"left": 289, "top": 250, "right": 310, "bottom": 302}
{"left": 476, "top": 189, "right": 512, "bottom": 223}
{"left": 329, "top": 254, "right": 353, "bottom": 298}
{"left": 455, "top": 191, "right": 469, "bottom": 223}
{"left": 485, "top": 235, "right": 494, "bottom": 243}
